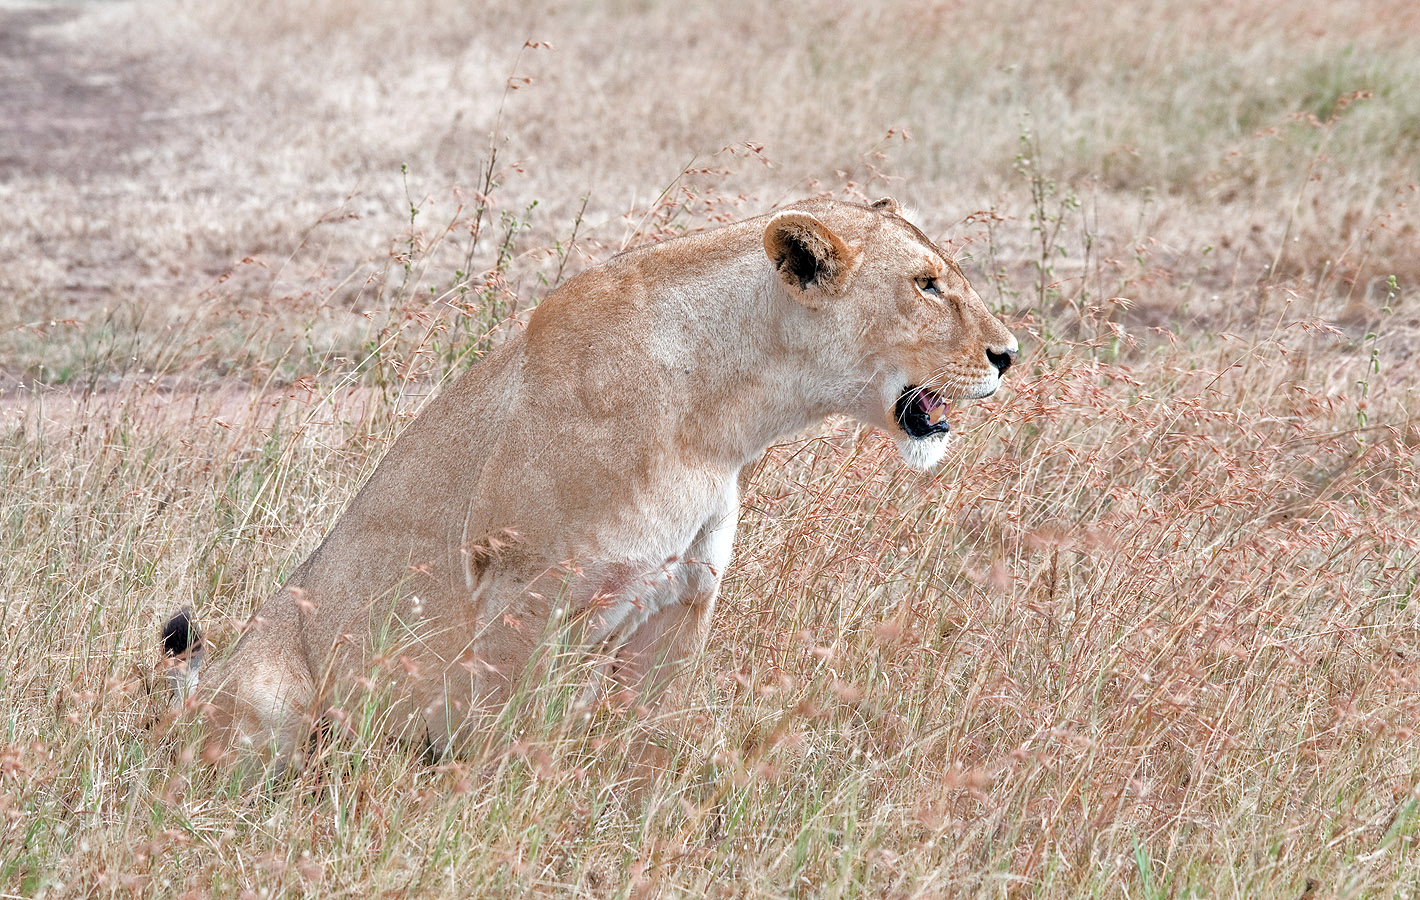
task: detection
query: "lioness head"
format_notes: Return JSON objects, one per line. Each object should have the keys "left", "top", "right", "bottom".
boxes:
{"left": 763, "top": 197, "right": 1018, "bottom": 469}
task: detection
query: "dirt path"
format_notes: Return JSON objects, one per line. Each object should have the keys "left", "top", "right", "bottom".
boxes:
{"left": 0, "top": 2, "right": 165, "bottom": 180}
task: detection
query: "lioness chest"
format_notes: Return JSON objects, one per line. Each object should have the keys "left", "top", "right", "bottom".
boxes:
{"left": 569, "top": 494, "right": 738, "bottom": 644}
{"left": 533, "top": 463, "right": 737, "bottom": 642}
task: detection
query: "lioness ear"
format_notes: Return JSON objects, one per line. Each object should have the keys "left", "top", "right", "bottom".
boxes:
{"left": 870, "top": 197, "right": 901, "bottom": 215}
{"left": 763, "top": 211, "right": 860, "bottom": 303}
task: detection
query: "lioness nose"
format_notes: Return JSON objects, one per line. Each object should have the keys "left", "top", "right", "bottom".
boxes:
{"left": 986, "top": 346, "right": 1016, "bottom": 376}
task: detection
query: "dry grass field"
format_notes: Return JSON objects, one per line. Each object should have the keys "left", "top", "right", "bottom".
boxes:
{"left": 3, "top": 0, "right": 1420, "bottom": 896}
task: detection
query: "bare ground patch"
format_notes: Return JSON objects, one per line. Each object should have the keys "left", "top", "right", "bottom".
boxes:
{"left": 0, "top": 4, "right": 164, "bottom": 180}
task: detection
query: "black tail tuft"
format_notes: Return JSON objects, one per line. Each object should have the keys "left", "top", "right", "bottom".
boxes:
{"left": 161, "top": 607, "right": 202, "bottom": 658}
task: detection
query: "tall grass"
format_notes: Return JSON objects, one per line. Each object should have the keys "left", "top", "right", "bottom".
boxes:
{"left": 3, "top": 0, "right": 1419, "bottom": 896}
{"left": 5, "top": 246, "right": 1417, "bottom": 896}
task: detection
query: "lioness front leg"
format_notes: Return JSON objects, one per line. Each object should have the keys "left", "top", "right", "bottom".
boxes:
{"left": 610, "top": 501, "right": 735, "bottom": 713}
{"left": 608, "top": 593, "right": 717, "bottom": 781}
{"left": 611, "top": 592, "right": 717, "bottom": 711}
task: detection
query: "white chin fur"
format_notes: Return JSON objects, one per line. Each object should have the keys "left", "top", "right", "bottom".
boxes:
{"left": 896, "top": 431, "right": 951, "bottom": 470}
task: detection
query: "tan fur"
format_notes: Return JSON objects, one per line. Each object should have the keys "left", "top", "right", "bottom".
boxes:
{"left": 173, "top": 198, "right": 1017, "bottom": 771}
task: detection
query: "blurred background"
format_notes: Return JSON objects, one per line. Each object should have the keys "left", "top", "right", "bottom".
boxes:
{"left": 4, "top": 0, "right": 1418, "bottom": 379}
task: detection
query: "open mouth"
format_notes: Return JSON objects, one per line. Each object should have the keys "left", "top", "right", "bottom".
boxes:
{"left": 894, "top": 385, "right": 951, "bottom": 439}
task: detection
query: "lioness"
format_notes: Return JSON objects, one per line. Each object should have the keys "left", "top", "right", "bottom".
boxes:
{"left": 163, "top": 197, "right": 1016, "bottom": 770}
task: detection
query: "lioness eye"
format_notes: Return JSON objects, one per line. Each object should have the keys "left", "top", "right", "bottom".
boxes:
{"left": 916, "top": 276, "right": 941, "bottom": 296}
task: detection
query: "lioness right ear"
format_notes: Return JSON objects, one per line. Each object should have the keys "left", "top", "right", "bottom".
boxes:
{"left": 763, "top": 211, "right": 859, "bottom": 305}
{"left": 870, "top": 197, "right": 901, "bottom": 215}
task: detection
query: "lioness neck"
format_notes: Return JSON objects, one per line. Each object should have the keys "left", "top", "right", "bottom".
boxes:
{"left": 524, "top": 220, "right": 832, "bottom": 471}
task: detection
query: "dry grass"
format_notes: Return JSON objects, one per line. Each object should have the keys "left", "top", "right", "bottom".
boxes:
{"left": 3, "top": 0, "right": 1419, "bottom": 896}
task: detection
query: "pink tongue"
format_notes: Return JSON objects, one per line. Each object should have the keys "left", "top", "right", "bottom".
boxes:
{"left": 916, "top": 392, "right": 948, "bottom": 425}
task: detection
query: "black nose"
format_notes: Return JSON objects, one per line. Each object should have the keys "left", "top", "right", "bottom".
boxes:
{"left": 986, "top": 347, "right": 1016, "bottom": 376}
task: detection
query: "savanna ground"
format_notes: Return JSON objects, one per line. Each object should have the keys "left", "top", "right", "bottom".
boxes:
{"left": 3, "top": 0, "right": 1420, "bottom": 896}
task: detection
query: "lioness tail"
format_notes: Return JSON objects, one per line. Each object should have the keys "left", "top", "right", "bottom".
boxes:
{"left": 160, "top": 606, "right": 204, "bottom": 700}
